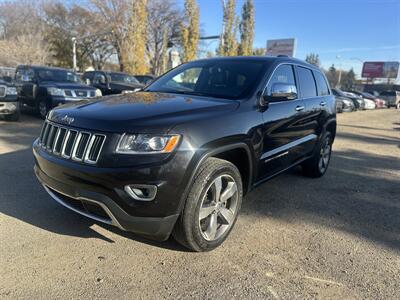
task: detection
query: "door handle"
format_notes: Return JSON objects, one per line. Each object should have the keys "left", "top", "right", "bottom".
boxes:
{"left": 295, "top": 105, "right": 305, "bottom": 111}
{"left": 320, "top": 101, "right": 327, "bottom": 106}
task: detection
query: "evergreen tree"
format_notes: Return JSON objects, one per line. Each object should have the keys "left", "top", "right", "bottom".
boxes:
{"left": 341, "top": 68, "right": 356, "bottom": 90}
{"left": 325, "top": 64, "right": 338, "bottom": 87}
{"left": 181, "top": 0, "right": 200, "bottom": 63}
{"left": 305, "top": 53, "right": 320, "bottom": 67}
{"left": 238, "top": 0, "right": 254, "bottom": 56}
{"left": 124, "top": 0, "right": 148, "bottom": 74}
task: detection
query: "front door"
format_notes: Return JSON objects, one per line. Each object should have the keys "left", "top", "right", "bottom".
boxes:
{"left": 257, "top": 64, "right": 310, "bottom": 181}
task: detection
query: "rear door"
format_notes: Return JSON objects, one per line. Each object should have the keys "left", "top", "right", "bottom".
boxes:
{"left": 257, "top": 64, "right": 308, "bottom": 181}
{"left": 294, "top": 66, "right": 324, "bottom": 153}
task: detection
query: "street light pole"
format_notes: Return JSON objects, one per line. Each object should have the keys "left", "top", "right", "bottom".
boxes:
{"left": 336, "top": 55, "right": 342, "bottom": 88}
{"left": 72, "top": 37, "right": 77, "bottom": 72}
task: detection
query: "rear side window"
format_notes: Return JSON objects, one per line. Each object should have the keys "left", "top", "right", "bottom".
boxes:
{"left": 297, "top": 67, "right": 317, "bottom": 98}
{"left": 266, "top": 64, "right": 296, "bottom": 97}
{"left": 314, "top": 71, "right": 330, "bottom": 96}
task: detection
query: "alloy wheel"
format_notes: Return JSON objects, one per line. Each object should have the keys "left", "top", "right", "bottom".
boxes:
{"left": 198, "top": 174, "right": 239, "bottom": 241}
{"left": 318, "top": 138, "right": 331, "bottom": 173}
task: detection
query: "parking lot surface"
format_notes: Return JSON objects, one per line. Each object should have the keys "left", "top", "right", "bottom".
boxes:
{"left": 1, "top": 109, "right": 399, "bottom": 299}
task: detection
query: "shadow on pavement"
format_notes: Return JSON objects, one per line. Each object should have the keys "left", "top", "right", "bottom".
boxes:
{"left": 0, "top": 147, "right": 186, "bottom": 251}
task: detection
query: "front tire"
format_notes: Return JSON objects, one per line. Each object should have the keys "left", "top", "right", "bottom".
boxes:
{"left": 173, "top": 158, "right": 243, "bottom": 252}
{"left": 302, "top": 132, "right": 333, "bottom": 178}
{"left": 37, "top": 100, "right": 49, "bottom": 119}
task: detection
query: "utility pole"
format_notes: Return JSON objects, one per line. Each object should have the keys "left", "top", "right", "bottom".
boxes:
{"left": 71, "top": 31, "right": 113, "bottom": 72}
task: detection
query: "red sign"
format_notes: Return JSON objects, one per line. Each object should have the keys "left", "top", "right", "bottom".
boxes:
{"left": 362, "top": 61, "right": 399, "bottom": 78}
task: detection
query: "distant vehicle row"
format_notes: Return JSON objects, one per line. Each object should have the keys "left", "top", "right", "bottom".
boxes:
{"left": 1, "top": 64, "right": 399, "bottom": 121}
{"left": 332, "top": 88, "right": 399, "bottom": 113}
{"left": 8, "top": 66, "right": 155, "bottom": 119}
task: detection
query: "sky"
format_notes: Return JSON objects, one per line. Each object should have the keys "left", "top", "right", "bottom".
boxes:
{"left": 180, "top": 0, "right": 400, "bottom": 80}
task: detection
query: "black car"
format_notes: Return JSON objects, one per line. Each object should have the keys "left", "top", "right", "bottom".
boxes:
{"left": 33, "top": 57, "right": 336, "bottom": 251}
{"left": 15, "top": 66, "right": 100, "bottom": 119}
{"left": 331, "top": 88, "right": 361, "bottom": 110}
{"left": 134, "top": 74, "right": 156, "bottom": 85}
{"left": 0, "top": 79, "right": 20, "bottom": 121}
{"left": 82, "top": 71, "right": 143, "bottom": 95}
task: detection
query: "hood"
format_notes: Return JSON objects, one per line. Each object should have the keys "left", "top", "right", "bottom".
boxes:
{"left": 40, "top": 81, "right": 96, "bottom": 90}
{"left": 48, "top": 92, "right": 240, "bottom": 133}
{"left": 109, "top": 81, "right": 143, "bottom": 90}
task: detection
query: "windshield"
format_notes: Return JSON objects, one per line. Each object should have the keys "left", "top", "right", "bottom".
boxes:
{"left": 37, "top": 69, "right": 82, "bottom": 83}
{"left": 109, "top": 73, "right": 140, "bottom": 84}
{"left": 146, "top": 60, "right": 268, "bottom": 100}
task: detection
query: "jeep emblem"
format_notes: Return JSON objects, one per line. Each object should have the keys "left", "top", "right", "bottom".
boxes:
{"left": 61, "top": 115, "right": 74, "bottom": 125}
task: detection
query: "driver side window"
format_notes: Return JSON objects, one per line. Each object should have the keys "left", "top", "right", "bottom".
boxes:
{"left": 93, "top": 73, "right": 106, "bottom": 84}
{"left": 266, "top": 65, "right": 296, "bottom": 100}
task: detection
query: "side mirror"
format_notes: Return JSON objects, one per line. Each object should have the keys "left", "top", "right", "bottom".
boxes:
{"left": 269, "top": 83, "right": 297, "bottom": 101}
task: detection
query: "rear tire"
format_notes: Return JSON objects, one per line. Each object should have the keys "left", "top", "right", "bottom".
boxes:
{"left": 173, "top": 158, "right": 243, "bottom": 252}
{"left": 302, "top": 132, "right": 332, "bottom": 178}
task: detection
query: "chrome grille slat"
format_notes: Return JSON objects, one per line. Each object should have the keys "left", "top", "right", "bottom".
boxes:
{"left": 71, "top": 132, "right": 91, "bottom": 161}
{"left": 39, "top": 121, "right": 105, "bottom": 164}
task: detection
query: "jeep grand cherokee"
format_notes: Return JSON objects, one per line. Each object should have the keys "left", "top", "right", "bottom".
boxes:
{"left": 33, "top": 56, "right": 336, "bottom": 251}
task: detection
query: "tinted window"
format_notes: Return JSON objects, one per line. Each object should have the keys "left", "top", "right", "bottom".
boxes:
{"left": 266, "top": 64, "right": 296, "bottom": 98}
{"left": 146, "top": 60, "right": 267, "bottom": 100}
{"left": 314, "top": 71, "right": 330, "bottom": 96}
{"left": 108, "top": 72, "right": 140, "bottom": 84}
{"left": 297, "top": 67, "right": 317, "bottom": 98}
{"left": 37, "top": 69, "right": 82, "bottom": 83}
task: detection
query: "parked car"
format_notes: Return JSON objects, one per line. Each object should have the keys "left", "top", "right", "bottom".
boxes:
{"left": 15, "top": 66, "right": 101, "bottom": 119}
{"left": 134, "top": 74, "right": 156, "bottom": 85}
{"left": 82, "top": 71, "right": 143, "bottom": 95}
{"left": 335, "top": 96, "right": 355, "bottom": 112}
{"left": 33, "top": 56, "right": 336, "bottom": 251}
{"left": 379, "top": 91, "right": 400, "bottom": 108}
{"left": 0, "top": 78, "right": 20, "bottom": 121}
{"left": 343, "top": 91, "right": 366, "bottom": 109}
{"left": 351, "top": 91, "right": 386, "bottom": 108}
{"left": 335, "top": 97, "right": 343, "bottom": 113}
{"left": 332, "top": 88, "right": 361, "bottom": 110}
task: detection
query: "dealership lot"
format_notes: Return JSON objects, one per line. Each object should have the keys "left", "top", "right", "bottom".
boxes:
{"left": 1, "top": 110, "right": 399, "bottom": 299}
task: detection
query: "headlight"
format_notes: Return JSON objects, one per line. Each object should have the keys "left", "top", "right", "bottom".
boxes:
{"left": 47, "top": 87, "right": 65, "bottom": 96}
{"left": 342, "top": 99, "right": 352, "bottom": 105}
{"left": 116, "top": 134, "right": 180, "bottom": 154}
{"left": 95, "top": 89, "right": 102, "bottom": 97}
{"left": 6, "top": 87, "right": 17, "bottom": 95}
{"left": 122, "top": 90, "right": 135, "bottom": 94}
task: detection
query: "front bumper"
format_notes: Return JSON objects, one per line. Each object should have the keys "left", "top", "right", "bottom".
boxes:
{"left": 32, "top": 138, "right": 191, "bottom": 241}
{"left": 0, "top": 101, "right": 19, "bottom": 115}
{"left": 34, "top": 164, "right": 179, "bottom": 241}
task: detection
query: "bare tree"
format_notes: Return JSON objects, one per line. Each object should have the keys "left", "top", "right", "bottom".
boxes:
{"left": 0, "top": 34, "right": 50, "bottom": 66}
{"left": 43, "top": 1, "right": 114, "bottom": 70}
{"left": 0, "top": 0, "right": 49, "bottom": 66}
{"left": 90, "top": 0, "right": 131, "bottom": 71}
{"left": 147, "top": 0, "right": 182, "bottom": 75}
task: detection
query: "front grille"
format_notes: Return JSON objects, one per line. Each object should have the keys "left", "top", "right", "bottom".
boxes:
{"left": 63, "top": 90, "right": 94, "bottom": 98}
{"left": 0, "top": 86, "right": 6, "bottom": 97}
{"left": 39, "top": 121, "right": 106, "bottom": 164}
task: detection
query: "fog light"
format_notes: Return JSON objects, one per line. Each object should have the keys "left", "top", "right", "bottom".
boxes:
{"left": 124, "top": 184, "right": 157, "bottom": 201}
